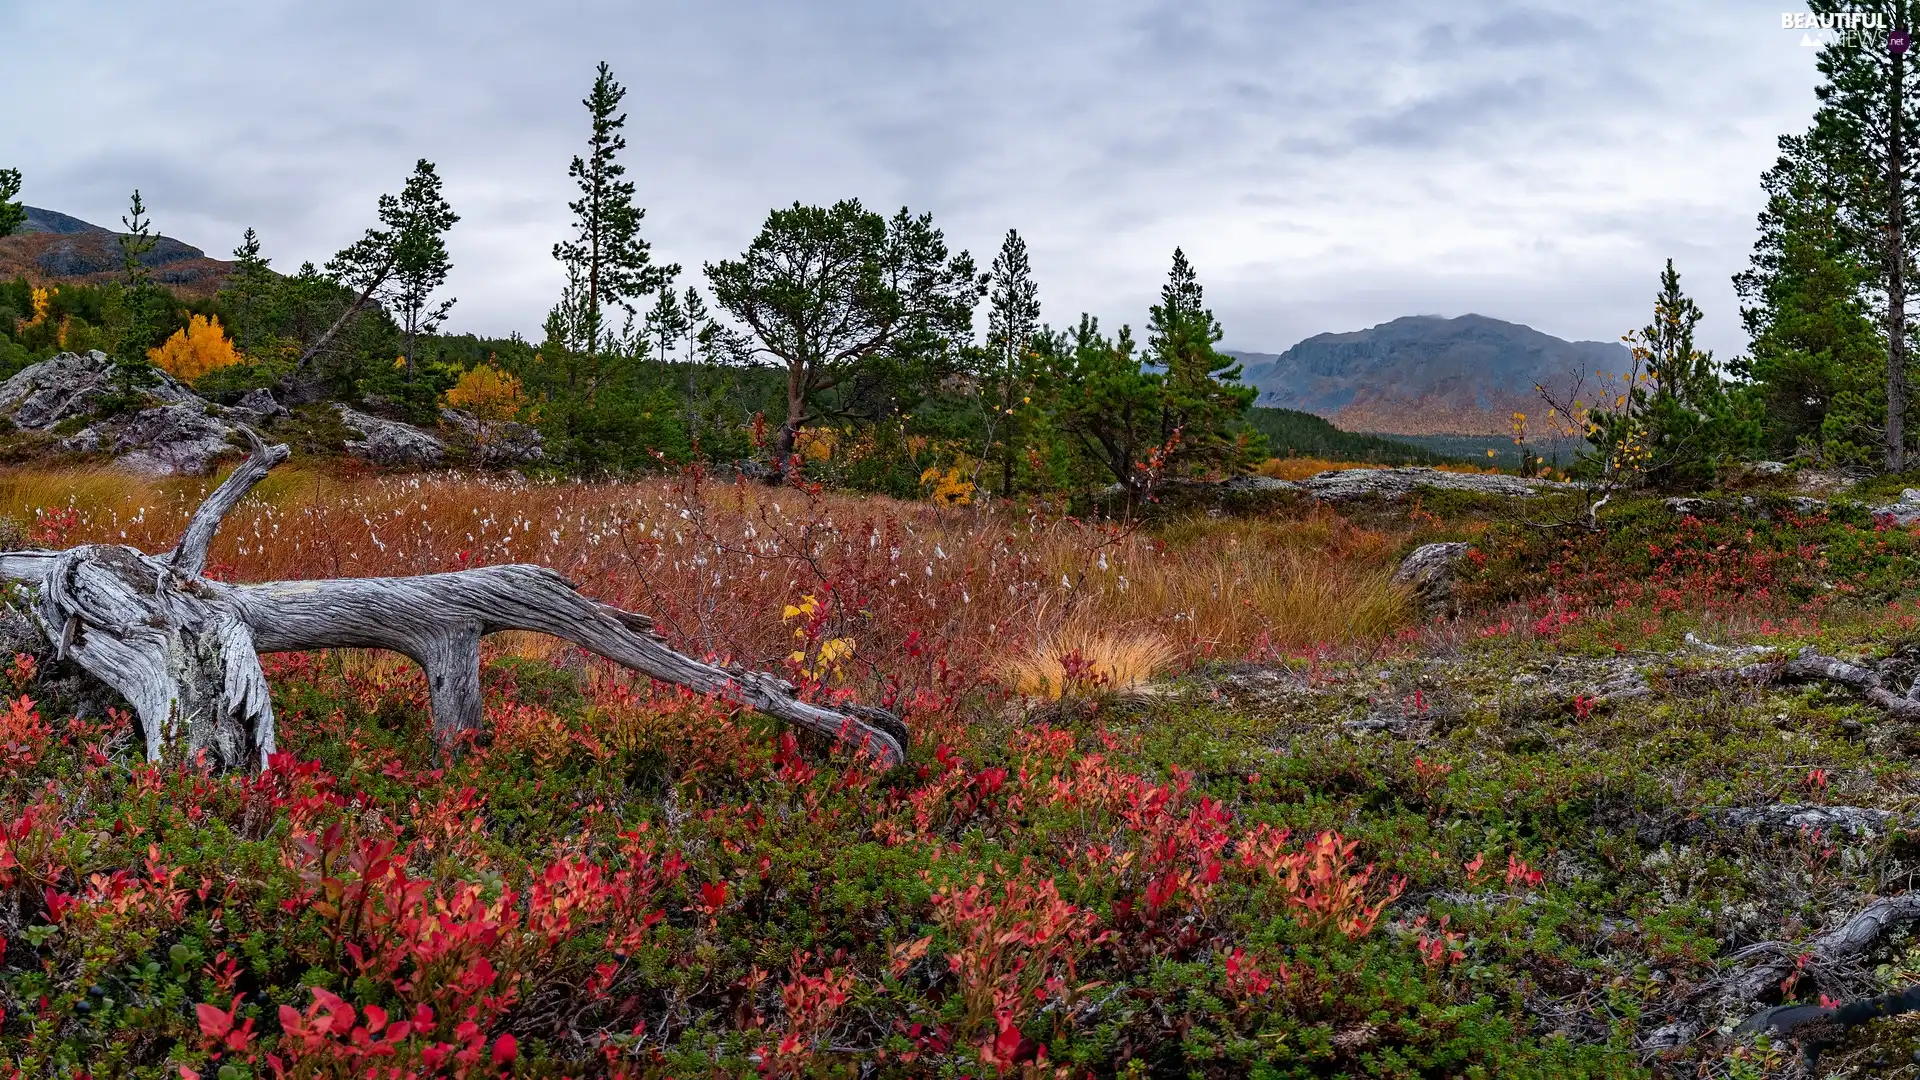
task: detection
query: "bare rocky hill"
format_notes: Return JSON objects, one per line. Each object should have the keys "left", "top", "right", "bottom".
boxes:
{"left": 0, "top": 206, "right": 235, "bottom": 296}
{"left": 1231, "top": 313, "right": 1632, "bottom": 437}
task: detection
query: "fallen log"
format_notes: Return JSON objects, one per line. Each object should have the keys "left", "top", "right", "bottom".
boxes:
{"left": 0, "top": 430, "right": 906, "bottom": 771}
{"left": 1669, "top": 646, "right": 1920, "bottom": 722}
{"left": 1720, "top": 893, "right": 1920, "bottom": 1007}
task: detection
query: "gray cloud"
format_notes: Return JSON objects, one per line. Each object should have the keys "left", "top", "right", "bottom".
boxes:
{"left": 1, "top": 0, "right": 1827, "bottom": 361}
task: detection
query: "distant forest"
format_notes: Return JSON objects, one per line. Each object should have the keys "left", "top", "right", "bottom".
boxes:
{"left": 1241, "top": 408, "right": 1466, "bottom": 466}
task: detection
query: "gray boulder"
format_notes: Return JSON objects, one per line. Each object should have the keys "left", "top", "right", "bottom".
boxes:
{"left": 63, "top": 401, "right": 241, "bottom": 476}
{"left": 335, "top": 405, "right": 446, "bottom": 467}
{"left": 0, "top": 351, "right": 252, "bottom": 475}
{"left": 1875, "top": 488, "right": 1920, "bottom": 526}
{"left": 1665, "top": 494, "right": 1829, "bottom": 520}
{"left": 1391, "top": 541, "right": 1470, "bottom": 617}
{"left": 227, "top": 387, "right": 289, "bottom": 426}
{"left": 437, "top": 408, "right": 544, "bottom": 468}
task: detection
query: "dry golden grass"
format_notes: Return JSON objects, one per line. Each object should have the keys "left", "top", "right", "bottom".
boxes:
{"left": 996, "top": 628, "right": 1178, "bottom": 699}
{"left": 0, "top": 465, "right": 1420, "bottom": 698}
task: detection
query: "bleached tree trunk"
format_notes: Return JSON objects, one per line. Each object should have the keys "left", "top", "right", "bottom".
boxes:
{"left": 0, "top": 431, "right": 906, "bottom": 770}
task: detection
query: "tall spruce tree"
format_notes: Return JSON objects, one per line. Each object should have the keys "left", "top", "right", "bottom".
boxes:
{"left": 0, "top": 169, "right": 23, "bottom": 238}
{"left": 1735, "top": 136, "right": 1885, "bottom": 464}
{"left": 225, "top": 228, "right": 276, "bottom": 355}
{"left": 1800, "top": 1, "right": 1920, "bottom": 469}
{"left": 1144, "top": 248, "right": 1260, "bottom": 475}
{"left": 552, "top": 62, "right": 676, "bottom": 377}
{"left": 1037, "top": 253, "right": 1261, "bottom": 496}
{"left": 982, "top": 229, "right": 1041, "bottom": 494}
{"left": 1590, "top": 261, "right": 1755, "bottom": 490}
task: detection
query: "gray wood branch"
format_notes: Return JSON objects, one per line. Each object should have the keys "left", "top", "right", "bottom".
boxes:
{"left": 1723, "top": 894, "right": 1920, "bottom": 1005}
{"left": 223, "top": 566, "right": 904, "bottom": 763}
{"left": 1674, "top": 648, "right": 1920, "bottom": 722}
{"left": 170, "top": 426, "right": 288, "bottom": 578}
{"left": 0, "top": 436, "right": 905, "bottom": 770}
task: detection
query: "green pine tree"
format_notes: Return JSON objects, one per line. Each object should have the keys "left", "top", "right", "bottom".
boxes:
{"left": 224, "top": 227, "right": 277, "bottom": 356}
{"left": 387, "top": 160, "right": 460, "bottom": 380}
{"left": 1145, "top": 248, "right": 1262, "bottom": 477}
{"left": 119, "top": 190, "right": 156, "bottom": 285}
{"left": 1735, "top": 138, "right": 1886, "bottom": 465}
{"left": 982, "top": 229, "right": 1042, "bottom": 495}
{"left": 551, "top": 62, "right": 677, "bottom": 377}
{"left": 1589, "top": 261, "right": 1756, "bottom": 490}
{"left": 1799, "top": 0, "right": 1920, "bottom": 468}
{"left": 0, "top": 169, "right": 23, "bottom": 238}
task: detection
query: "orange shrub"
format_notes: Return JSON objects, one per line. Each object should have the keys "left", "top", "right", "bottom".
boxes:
{"left": 149, "top": 314, "right": 243, "bottom": 382}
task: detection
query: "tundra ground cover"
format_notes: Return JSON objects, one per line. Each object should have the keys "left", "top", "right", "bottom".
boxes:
{"left": 7, "top": 470, "right": 1920, "bottom": 1076}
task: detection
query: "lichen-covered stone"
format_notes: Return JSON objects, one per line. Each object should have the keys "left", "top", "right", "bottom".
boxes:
{"left": 335, "top": 405, "right": 446, "bottom": 467}
{"left": 1392, "top": 541, "right": 1470, "bottom": 617}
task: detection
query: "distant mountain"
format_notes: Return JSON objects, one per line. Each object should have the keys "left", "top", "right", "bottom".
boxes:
{"left": 0, "top": 206, "right": 235, "bottom": 296}
{"left": 1229, "top": 314, "right": 1631, "bottom": 437}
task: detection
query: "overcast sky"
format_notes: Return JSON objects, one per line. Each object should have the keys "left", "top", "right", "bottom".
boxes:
{"left": 4, "top": 1, "right": 1827, "bottom": 360}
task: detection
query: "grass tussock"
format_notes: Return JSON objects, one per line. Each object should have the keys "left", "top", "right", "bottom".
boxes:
{"left": 996, "top": 628, "right": 1178, "bottom": 699}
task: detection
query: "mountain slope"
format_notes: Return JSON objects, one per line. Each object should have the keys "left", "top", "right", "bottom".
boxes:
{"left": 1231, "top": 314, "right": 1631, "bottom": 436}
{"left": 0, "top": 206, "right": 235, "bottom": 296}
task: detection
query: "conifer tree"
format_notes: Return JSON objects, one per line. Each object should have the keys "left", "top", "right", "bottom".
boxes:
{"left": 119, "top": 190, "right": 155, "bottom": 285}
{"left": 552, "top": 62, "right": 676, "bottom": 376}
{"left": 1589, "top": 261, "right": 1756, "bottom": 490}
{"left": 707, "top": 199, "right": 982, "bottom": 469}
{"left": 226, "top": 228, "right": 276, "bottom": 355}
{"left": 386, "top": 160, "right": 459, "bottom": 379}
{"left": 298, "top": 159, "right": 455, "bottom": 380}
{"left": 1735, "top": 137, "right": 1885, "bottom": 463}
{"left": 644, "top": 286, "right": 688, "bottom": 368}
{"left": 1798, "top": 1, "right": 1920, "bottom": 468}
{"left": 0, "top": 169, "right": 23, "bottom": 238}
{"left": 1144, "top": 248, "right": 1260, "bottom": 475}
{"left": 982, "top": 229, "right": 1041, "bottom": 494}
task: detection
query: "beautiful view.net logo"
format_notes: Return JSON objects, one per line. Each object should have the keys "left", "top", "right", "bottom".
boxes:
{"left": 1781, "top": 10, "right": 1911, "bottom": 51}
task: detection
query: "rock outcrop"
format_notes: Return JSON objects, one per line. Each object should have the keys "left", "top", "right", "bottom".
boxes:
{"left": 1300, "top": 467, "right": 1573, "bottom": 502}
{"left": 226, "top": 388, "right": 289, "bottom": 426}
{"left": 1875, "top": 489, "right": 1920, "bottom": 526}
{"left": 437, "top": 408, "right": 544, "bottom": 468}
{"left": 1392, "top": 541, "right": 1470, "bottom": 617}
{"left": 1102, "top": 467, "right": 1576, "bottom": 513}
{"left": 335, "top": 405, "right": 447, "bottom": 468}
{"left": 1664, "top": 494, "right": 1830, "bottom": 520}
{"left": 0, "top": 351, "right": 254, "bottom": 474}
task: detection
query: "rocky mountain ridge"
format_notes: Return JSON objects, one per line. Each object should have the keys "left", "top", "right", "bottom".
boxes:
{"left": 0, "top": 206, "right": 236, "bottom": 296}
{"left": 1231, "top": 314, "right": 1632, "bottom": 437}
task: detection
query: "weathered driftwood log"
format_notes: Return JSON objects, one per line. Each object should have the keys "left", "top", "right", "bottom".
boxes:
{"left": 1675, "top": 644, "right": 1920, "bottom": 722}
{"left": 0, "top": 431, "right": 906, "bottom": 771}
{"left": 1721, "top": 893, "right": 1920, "bottom": 1006}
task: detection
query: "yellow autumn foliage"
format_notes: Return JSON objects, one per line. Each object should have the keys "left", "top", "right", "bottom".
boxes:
{"left": 18, "top": 287, "right": 51, "bottom": 331}
{"left": 919, "top": 459, "right": 976, "bottom": 506}
{"left": 794, "top": 428, "right": 835, "bottom": 461}
{"left": 148, "top": 315, "right": 242, "bottom": 382}
{"left": 443, "top": 363, "right": 524, "bottom": 422}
